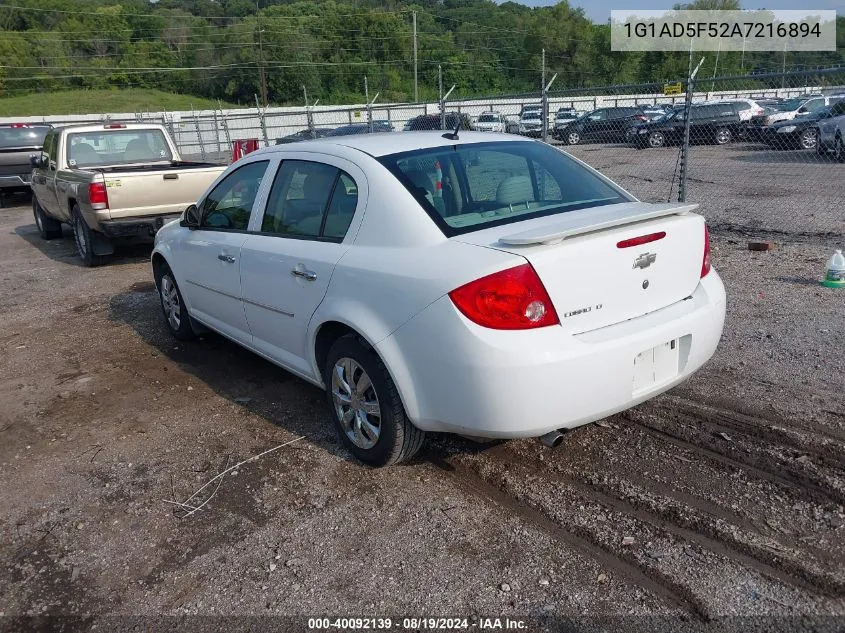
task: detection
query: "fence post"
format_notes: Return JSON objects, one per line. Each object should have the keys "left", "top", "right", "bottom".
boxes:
{"left": 218, "top": 100, "right": 232, "bottom": 158}
{"left": 191, "top": 105, "right": 206, "bottom": 162}
{"left": 255, "top": 94, "right": 269, "bottom": 147}
{"left": 679, "top": 57, "right": 705, "bottom": 203}
{"left": 212, "top": 110, "right": 222, "bottom": 157}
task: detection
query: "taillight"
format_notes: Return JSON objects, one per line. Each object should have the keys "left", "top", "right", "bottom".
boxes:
{"left": 635, "top": 114, "right": 647, "bottom": 121}
{"left": 88, "top": 182, "right": 109, "bottom": 209}
{"left": 617, "top": 231, "right": 666, "bottom": 249}
{"left": 701, "top": 224, "right": 711, "bottom": 278}
{"left": 448, "top": 263, "right": 559, "bottom": 330}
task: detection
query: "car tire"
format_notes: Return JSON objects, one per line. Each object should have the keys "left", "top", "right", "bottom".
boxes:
{"left": 324, "top": 334, "right": 425, "bottom": 467}
{"left": 834, "top": 136, "right": 845, "bottom": 163}
{"left": 33, "top": 198, "right": 62, "bottom": 240}
{"left": 647, "top": 131, "right": 666, "bottom": 148}
{"left": 565, "top": 130, "right": 581, "bottom": 145}
{"left": 799, "top": 128, "right": 818, "bottom": 150}
{"left": 71, "top": 206, "right": 108, "bottom": 267}
{"left": 714, "top": 128, "right": 732, "bottom": 145}
{"left": 154, "top": 264, "right": 195, "bottom": 341}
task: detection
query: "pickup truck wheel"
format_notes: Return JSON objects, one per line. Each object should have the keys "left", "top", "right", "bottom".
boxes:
{"left": 33, "top": 198, "right": 62, "bottom": 240}
{"left": 155, "top": 265, "right": 195, "bottom": 341}
{"left": 71, "top": 206, "right": 107, "bottom": 267}
{"left": 324, "top": 335, "right": 425, "bottom": 467}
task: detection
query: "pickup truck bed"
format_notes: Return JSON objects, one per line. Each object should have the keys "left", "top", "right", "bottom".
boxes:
{"left": 30, "top": 122, "right": 227, "bottom": 266}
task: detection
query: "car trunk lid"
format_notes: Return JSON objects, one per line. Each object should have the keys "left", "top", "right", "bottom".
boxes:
{"left": 453, "top": 201, "right": 705, "bottom": 334}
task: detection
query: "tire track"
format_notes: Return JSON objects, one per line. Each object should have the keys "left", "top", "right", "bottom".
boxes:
{"left": 651, "top": 396, "right": 845, "bottom": 468}
{"left": 626, "top": 413, "right": 845, "bottom": 506}
{"left": 542, "top": 466, "right": 844, "bottom": 596}
{"left": 427, "top": 454, "right": 709, "bottom": 620}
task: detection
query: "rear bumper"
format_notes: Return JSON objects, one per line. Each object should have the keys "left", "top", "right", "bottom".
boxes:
{"left": 0, "top": 174, "right": 31, "bottom": 191}
{"left": 377, "top": 271, "right": 726, "bottom": 438}
{"left": 99, "top": 214, "right": 182, "bottom": 237}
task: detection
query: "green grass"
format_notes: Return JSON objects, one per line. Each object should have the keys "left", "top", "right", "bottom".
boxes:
{"left": 0, "top": 89, "right": 239, "bottom": 117}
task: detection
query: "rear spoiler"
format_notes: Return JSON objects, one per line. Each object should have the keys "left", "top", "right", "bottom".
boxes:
{"left": 498, "top": 202, "right": 698, "bottom": 246}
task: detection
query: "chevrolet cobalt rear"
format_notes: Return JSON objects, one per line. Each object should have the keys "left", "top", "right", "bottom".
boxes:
{"left": 152, "top": 133, "right": 726, "bottom": 465}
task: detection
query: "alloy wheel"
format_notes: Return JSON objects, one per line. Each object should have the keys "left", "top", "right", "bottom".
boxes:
{"left": 160, "top": 275, "right": 182, "bottom": 330}
{"left": 331, "top": 357, "right": 381, "bottom": 450}
{"left": 800, "top": 129, "right": 817, "bottom": 150}
{"left": 567, "top": 131, "right": 580, "bottom": 145}
{"left": 648, "top": 132, "right": 665, "bottom": 148}
{"left": 715, "top": 129, "right": 732, "bottom": 145}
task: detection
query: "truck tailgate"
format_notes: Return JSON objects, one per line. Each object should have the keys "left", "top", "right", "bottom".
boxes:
{"left": 101, "top": 166, "right": 224, "bottom": 219}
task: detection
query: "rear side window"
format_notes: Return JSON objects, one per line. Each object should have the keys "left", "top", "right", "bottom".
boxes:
{"left": 261, "top": 160, "right": 357, "bottom": 241}
{"left": 0, "top": 125, "right": 50, "bottom": 149}
{"left": 380, "top": 141, "right": 630, "bottom": 237}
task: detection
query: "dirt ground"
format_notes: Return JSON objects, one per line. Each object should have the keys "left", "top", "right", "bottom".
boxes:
{"left": 1, "top": 174, "right": 844, "bottom": 633}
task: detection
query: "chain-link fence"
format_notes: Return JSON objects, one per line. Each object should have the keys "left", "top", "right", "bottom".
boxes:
{"left": 4, "top": 68, "right": 843, "bottom": 236}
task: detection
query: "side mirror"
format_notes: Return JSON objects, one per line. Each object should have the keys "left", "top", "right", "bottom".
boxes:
{"left": 30, "top": 153, "right": 46, "bottom": 168}
{"left": 181, "top": 204, "right": 200, "bottom": 229}
{"left": 797, "top": 107, "right": 808, "bottom": 114}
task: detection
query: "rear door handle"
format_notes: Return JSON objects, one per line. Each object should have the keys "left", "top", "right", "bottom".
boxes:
{"left": 163, "top": 173, "right": 179, "bottom": 180}
{"left": 291, "top": 268, "right": 317, "bottom": 281}
{"left": 218, "top": 254, "right": 236, "bottom": 263}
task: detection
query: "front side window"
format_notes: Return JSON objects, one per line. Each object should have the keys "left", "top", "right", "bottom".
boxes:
{"left": 66, "top": 129, "right": 173, "bottom": 168}
{"left": 200, "top": 160, "right": 269, "bottom": 231}
{"left": 261, "top": 160, "right": 357, "bottom": 241}
{"left": 381, "top": 141, "right": 630, "bottom": 237}
{"left": 829, "top": 101, "right": 845, "bottom": 117}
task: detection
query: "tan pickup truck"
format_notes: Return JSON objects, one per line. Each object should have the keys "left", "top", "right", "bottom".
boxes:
{"left": 30, "top": 122, "right": 226, "bottom": 266}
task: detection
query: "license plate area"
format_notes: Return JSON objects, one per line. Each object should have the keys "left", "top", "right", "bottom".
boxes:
{"left": 632, "top": 339, "right": 680, "bottom": 396}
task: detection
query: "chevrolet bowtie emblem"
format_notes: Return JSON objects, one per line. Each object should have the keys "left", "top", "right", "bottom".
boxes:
{"left": 633, "top": 252, "right": 657, "bottom": 270}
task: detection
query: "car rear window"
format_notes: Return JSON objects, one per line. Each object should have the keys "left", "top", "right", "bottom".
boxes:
{"left": 65, "top": 129, "right": 172, "bottom": 167}
{"left": 478, "top": 114, "right": 499, "bottom": 122}
{"left": 0, "top": 125, "right": 50, "bottom": 149}
{"left": 379, "top": 141, "right": 631, "bottom": 237}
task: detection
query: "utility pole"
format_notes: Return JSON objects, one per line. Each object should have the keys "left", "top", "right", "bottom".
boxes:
{"left": 781, "top": 42, "right": 787, "bottom": 89}
{"left": 679, "top": 56, "right": 705, "bottom": 203}
{"left": 412, "top": 11, "right": 418, "bottom": 102}
{"left": 711, "top": 39, "right": 721, "bottom": 93}
{"left": 542, "top": 72, "right": 557, "bottom": 144}
{"left": 541, "top": 48, "right": 547, "bottom": 141}
{"left": 303, "top": 85, "right": 314, "bottom": 132}
{"left": 256, "top": 2, "right": 268, "bottom": 107}
{"left": 439, "top": 64, "right": 444, "bottom": 130}
{"left": 364, "top": 76, "right": 371, "bottom": 133}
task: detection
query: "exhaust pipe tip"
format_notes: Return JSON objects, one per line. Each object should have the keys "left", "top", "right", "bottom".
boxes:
{"left": 539, "top": 430, "right": 565, "bottom": 448}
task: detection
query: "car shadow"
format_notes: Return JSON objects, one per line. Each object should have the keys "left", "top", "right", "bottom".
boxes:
{"left": 13, "top": 222, "right": 152, "bottom": 268}
{"left": 728, "top": 148, "right": 836, "bottom": 165}
{"left": 107, "top": 284, "right": 489, "bottom": 465}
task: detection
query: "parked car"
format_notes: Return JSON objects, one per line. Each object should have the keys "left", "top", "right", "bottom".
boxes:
{"left": 519, "top": 104, "right": 543, "bottom": 117}
{"left": 518, "top": 110, "right": 546, "bottom": 137}
{"left": 504, "top": 114, "right": 521, "bottom": 134}
{"left": 641, "top": 104, "right": 674, "bottom": 120}
{"left": 276, "top": 128, "right": 334, "bottom": 144}
{"left": 0, "top": 123, "right": 51, "bottom": 205}
{"left": 151, "top": 132, "right": 725, "bottom": 466}
{"left": 814, "top": 99, "right": 845, "bottom": 160}
{"left": 553, "top": 107, "right": 579, "bottom": 132}
{"left": 473, "top": 111, "right": 506, "bottom": 133}
{"left": 629, "top": 102, "right": 743, "bottom": 148}
{"left": 762, "top": 105, "right": 841, "bottom": 150}
{"left": 30, "top": 123, "right": 227, "bottom": 266}
{"left": 325, "top": 121, "right": 393, "bottom": 137}
{"left": 406, "top": 113, "right": 472, "bottom": 131}
{"left": 703, "top": 98, "right": 764, "bottom": 122}
{"left": 556, "top": 107, "right": 648, "bottom": 145}
{"left": 745, "top": 94, "right": 831, "bottom": 139}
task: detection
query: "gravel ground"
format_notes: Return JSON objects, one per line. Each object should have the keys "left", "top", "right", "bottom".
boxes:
{"left": 1, "top": 140, "right": 844, "bottom": 633}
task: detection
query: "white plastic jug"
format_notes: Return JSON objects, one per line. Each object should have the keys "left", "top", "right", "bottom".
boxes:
{"left": 822, "top": 249, "right": 845, "bottom": 288}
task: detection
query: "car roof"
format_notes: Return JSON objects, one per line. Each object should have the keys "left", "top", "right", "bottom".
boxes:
{"left": 250, "top": 131, "right": 526, "bottom": 158}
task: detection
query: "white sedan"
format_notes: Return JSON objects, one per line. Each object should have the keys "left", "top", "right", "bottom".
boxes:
{"left": 152, "top": 132, "right": 726, "bottom": 466}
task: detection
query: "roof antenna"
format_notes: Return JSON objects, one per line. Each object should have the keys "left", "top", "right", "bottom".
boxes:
{"left": 442, "top": 119, "right": 461, "bottom": 141}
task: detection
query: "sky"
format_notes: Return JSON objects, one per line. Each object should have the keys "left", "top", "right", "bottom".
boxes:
{"left": 513, "top": 0, "right": 844, "bottom": 23}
